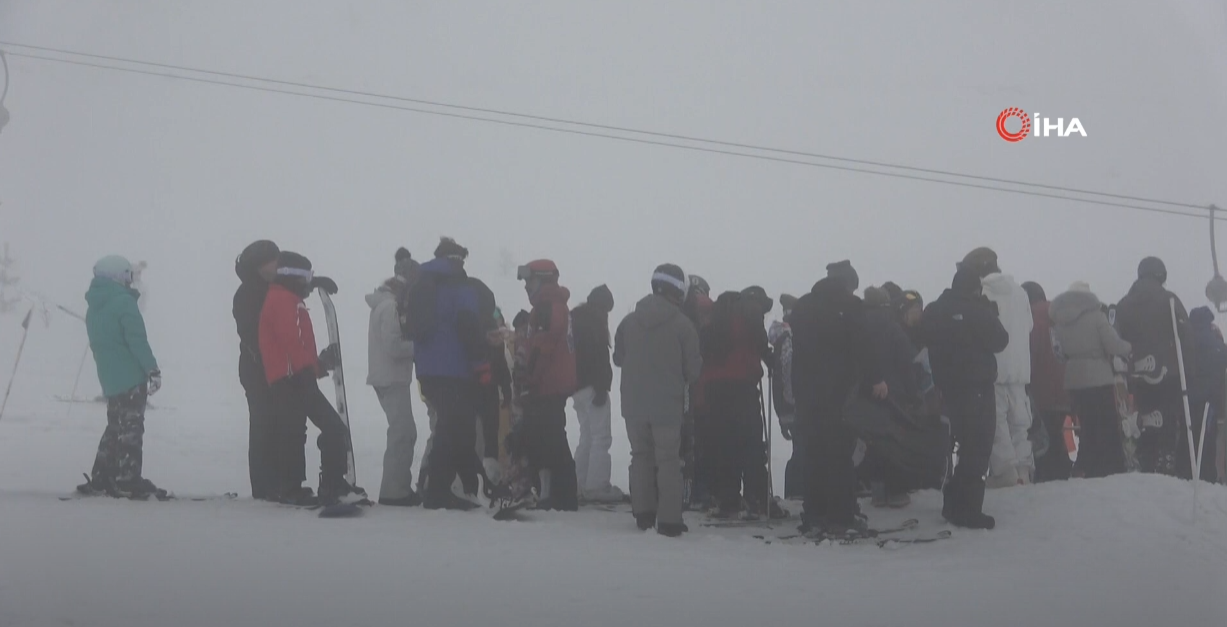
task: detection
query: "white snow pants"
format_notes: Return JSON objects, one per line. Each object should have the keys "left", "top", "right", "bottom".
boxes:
{"left": 375, "top": 385, "right": 418, "bottom": 500}
{"left": 572, "top": 386, "right": 614, "bottom": 494}
{"left": 988, "top": 383, "right": 1035, "bottom": 487}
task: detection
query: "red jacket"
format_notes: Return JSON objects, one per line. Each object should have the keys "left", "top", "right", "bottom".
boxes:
{"left": 1029, "top": 301, "right": 1069, "bottom": 411}
{"left": 526, "top": 282, "right": 578, "bottom": 397}
{"left": 259, "top": 283, "right": 320, "bottom": 384}
{"left": 701, "top": 303, "right": 769, "bottom": 383}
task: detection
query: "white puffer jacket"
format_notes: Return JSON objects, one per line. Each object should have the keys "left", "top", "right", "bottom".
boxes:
{"left": 981, "top": 273, "right": 1034, "bottom": 384}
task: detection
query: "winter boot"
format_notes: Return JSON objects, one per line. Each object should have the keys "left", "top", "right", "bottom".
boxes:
{"left": 886, "top": 491, "right": 911, "bottom": 509}
{"left": 949, "top": 511, "right": 996, "bottom": 530}
{"left": 114, "top": 477, "right": 166, "bottom": 500}
{"left": 870, "top": 482, "right": 888, "bottom": 508}
{"left": 635, "top": 512, "right": 657, "bottom": 531}
{"left": 76, "top": 473, "right": 109, "bottom": 496}
{"left": 768, "top": 498, "right": 790, "bottom": 520}
{"left": 657, "top": 522, "right": 689, "bottom": 538}
{"left": 423, "top": 493, "right": 481, "bottom": 511}
{"left": 318, "top": 474, "right": 368, "bottom": 506}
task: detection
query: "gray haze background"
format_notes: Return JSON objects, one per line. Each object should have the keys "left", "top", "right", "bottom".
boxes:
{"left": 0, "top": 0, "right": 1225, "bottom": 492}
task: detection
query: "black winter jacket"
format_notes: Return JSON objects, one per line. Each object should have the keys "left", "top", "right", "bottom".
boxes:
{"left": 790, "top": 277, "right": 883, "bottom": 412}
{"left": 920, "top": 288, "right": 1009, "bottom": 392}
{"left": 572, "top": 302, "right": 613, "bottom": 393}
{"left": 234, "top": 259, "right": 270, "bottom": 386}
{"left": 865, "top": 305, "right": 920, "bottom": 404}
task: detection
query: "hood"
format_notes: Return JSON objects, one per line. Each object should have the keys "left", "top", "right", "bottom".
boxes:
{"left": 1127, "top": 277, "right": 1168, "bottom": 302}
{"left": 530, "top": 282, "right": 570, "bottom": 308}
{"left": 420, "top": 257, "right": 465, "bottom": 278}
{"left": 235, "top": 240, "right": 279, "bottom": 284}
{"left": 366, "top": 278, "right": 403, "bottom": 309}
{"left": 86, "top": 276, "right": 137, "bottom": 308}
{"left": 634, "top": 293, "right": 683, "bottom": 328}
{"left": 810, "top": 276, "right": 850, "bottom": 299}
{"left": 981, "top": 272, "right": 1020, "bottom": 298}
{"left": 587, "top": 284, "right": 614, "bottom": 313}
{"left": 1050, "top": 289, "right": 1103, "bottom": 326}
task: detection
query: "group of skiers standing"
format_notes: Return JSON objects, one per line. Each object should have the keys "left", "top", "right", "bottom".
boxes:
{"left": 68, "top": 237, "right": 1222, "bottom": 539}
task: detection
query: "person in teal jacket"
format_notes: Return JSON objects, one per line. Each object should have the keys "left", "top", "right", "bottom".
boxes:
{"left": 78, "top": 255, "right": 163, "bottom": 499}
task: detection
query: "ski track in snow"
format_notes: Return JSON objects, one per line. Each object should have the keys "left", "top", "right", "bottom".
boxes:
{"left": 2, "top": 403, "right": 1226, "bottom": 627}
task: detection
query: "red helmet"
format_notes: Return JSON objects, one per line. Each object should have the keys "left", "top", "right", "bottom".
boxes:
{"left": 517, "top": 259, "right": 560, "bottom": 282}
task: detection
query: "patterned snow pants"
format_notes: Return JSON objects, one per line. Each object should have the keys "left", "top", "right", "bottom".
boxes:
{"left": 91, "top": 384, "right": 148, "bottom": 483}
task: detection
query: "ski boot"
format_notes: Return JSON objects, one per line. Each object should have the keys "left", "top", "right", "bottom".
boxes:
{"left": 318, "top": 475, "right": 368, "bottom": 507}
{"left": 657, "top": 522, "right": 689, "bottom": 538}
{"left": 635, "top": 511, "right": 657, "bottom": 531}
{"left": 114, "top": 477, "right": 168, "bottom": 501}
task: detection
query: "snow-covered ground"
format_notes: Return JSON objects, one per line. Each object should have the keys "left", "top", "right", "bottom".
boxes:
{"left": 2, "top": 388, "right": 1226, "bottom": 627}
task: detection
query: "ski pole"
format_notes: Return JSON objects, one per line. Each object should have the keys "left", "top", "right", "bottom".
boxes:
{"left": 65, "top": 344, "right": 90, "bottom": 418}
{"left": 1170, "top": 297, "right": 1199, "bottom": 521}
{"left": 766, "top": 372, "right": 775, "bottom": 505}
{"left": 0, "top": 308, "right": 33, "bottom": 422}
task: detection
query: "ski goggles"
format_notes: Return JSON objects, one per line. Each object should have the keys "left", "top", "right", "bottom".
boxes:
{"left": 516, "top": 265, "right": 533, "bottom": 281}
{"left": 276, "top": 267, "right": 314, "bottom": 282}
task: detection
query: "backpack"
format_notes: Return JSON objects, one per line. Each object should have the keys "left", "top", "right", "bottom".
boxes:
{"left": 399, "top": 273, "right": 437, "bottom": 342}
{"left": 703, "top": 291, "right": 743, "bottom": 363}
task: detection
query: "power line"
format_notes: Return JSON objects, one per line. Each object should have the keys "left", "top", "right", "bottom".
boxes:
{"left": 0, "top": 39, "right": 1211, "bottom": 213}
{"left": 3, "top": 47, "right": 1221, "bottom": 223}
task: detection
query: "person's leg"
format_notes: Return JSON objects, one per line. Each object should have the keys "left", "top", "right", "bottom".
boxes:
{"left": 299, "top": 378, "right": 351, "bottom": 492}
{"left": 1038, "top": 409, "right": 1073, "bottom": 481}
{"left": 946, "top": 386, "right": 997, "bottom": 525}
{"left": 572, "top": 387, "right": 595, "bottom": 494}
{"left": 420, "top": 378, "right": 462, "bottom": 507}
{"left": 376, "top": 385, "right": 418, "bottom": 501}
{"left": 987, "top": 384, "right": 1020, "bottom": 488}
{"left": 544, "top": 395, "right": 578, "bottom": 510}
{"left": 589, "top": 391, "right": 615, "bottom": 495}
{"left": 1007, "top": 384, "right": 1035, "bottom": 483}
{"left": 625, "top": 418, "right": 657, "bottom": 519}
{"left": 651, "top": 418, "right": 684, "bottom": 527}
{"left": 705, "top": 383, "right": 740, "bottom": 512}
{"left": 800, "top": 407, "right": 826, "bottom": 528}
{"left": 111, "top": 385, "right": 149, "bottom": 485}
{"left": 814, "top": 407, "right": 859, "bottom": 526}
{"left": 242, "top": 368, "right": 277, "bottom": 499}
{"left": 90, "top": 394, "right": 123, "bottom": 482}
{"left": 739, "top": 383, "right": 770, "bottom": 513}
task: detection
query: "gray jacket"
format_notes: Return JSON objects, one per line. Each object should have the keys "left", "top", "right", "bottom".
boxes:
{"left": 1050, "top": 289, "right": 1131, "bottom": 390}
{"left": 366, "top": 281, "right": 415, "bottom": 388}
{"left": 613, "top": 294, "right": 702, "bottom": 423}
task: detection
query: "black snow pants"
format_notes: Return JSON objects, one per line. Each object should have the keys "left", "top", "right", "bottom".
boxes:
{"left": 521, "top": 394, "right": 578, "bottom": 510}
{"left": 942, "top": 384, "right": 996, "bottom": 519}
{"left": 420, "top": 376, "right": 480, "bottom": 507}
{"left": 1033, "top": 409, "right": 1072, "bottom": 482}
{"left": 1070, "top": 386, "right": 1126, "bottom": 479}
{"left": 270, "top": 373, "right": 350, "bottom": 495}
{"left": 91, "top": 384, "right": 149, "bottom": 484}
{"left": 1134, "top": 380, "right": 1183, "bottom": 477}
{"left": 801, "top": 400, "right": 859, "bottom": 527}
{"left": 705, "top": 381, "right": 770, "bottom": 513}
{"left": 241, "top": 356, "right": 280, "bottom": 499}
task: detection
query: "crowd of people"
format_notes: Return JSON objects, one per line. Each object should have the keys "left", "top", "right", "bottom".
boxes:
{"left": 71, "top": 240, "right": 1226, "bottom": 539}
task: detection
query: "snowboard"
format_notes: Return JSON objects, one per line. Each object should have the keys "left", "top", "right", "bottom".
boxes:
{"left": 1107, "top": 305, "right": 1140, "bottom": 471}
{"left": 317, "top": 290, "right": 368, "bottom": 518}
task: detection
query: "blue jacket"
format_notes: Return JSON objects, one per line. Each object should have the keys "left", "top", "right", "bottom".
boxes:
{"left": 413, "top": 258, "right": 480, "bottom": 379}
{"left": 85, "top": 277, "right": 159, "bottom": 397}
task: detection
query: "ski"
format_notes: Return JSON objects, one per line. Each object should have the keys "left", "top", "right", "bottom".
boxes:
{"left": 491, "top": 494, "right": 537, "bottom": 521}
{"left": 754, "top": 518, "right": 920, "bottom": 544}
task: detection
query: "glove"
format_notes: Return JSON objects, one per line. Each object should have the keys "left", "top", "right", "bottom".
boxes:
{"left": 1122, "top": 412, "right": 1142, "bottom": 440}
{"left": 311, "top": 275, "right": 339, "bottom": 295}
{"left": 482, "top": 457, "right": 503, "bottom": 485}
{"left": 593, "top": 389, "right": 609, "bottom": 407}
{"left": 146, "top": 370, "right": 162, "bottom": 396}
{"left": 318, "top": 343, "right": 341, "bottom": 372}
{"left": 778, "top": 413, "right": 795, "bottom": 441}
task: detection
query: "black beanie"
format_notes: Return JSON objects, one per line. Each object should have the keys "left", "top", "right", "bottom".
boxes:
{"left": 952, "top": 265, "right": 982, "bottom": 295}
{"left": 236, "top": 240, "right": 280, "bottom": 280}
{"left": 434, "top": 237, "right": 469, "bottom": 261}
{"left": 826, "top": 260, "right": 859, "bottom": 293}
{"left": 394, "top": 247, "right": 416, "bottom": 279}
{"left": 588, "top": 284, "right": 615, "bottom": 313}
{"left": 1138, "top": 256, "right": 1167, "bottom": 283}
{"left": 741, "top": 285, "right": 774, "bottom": 314}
